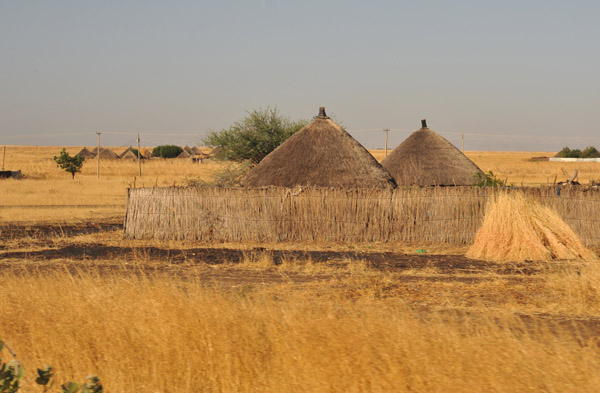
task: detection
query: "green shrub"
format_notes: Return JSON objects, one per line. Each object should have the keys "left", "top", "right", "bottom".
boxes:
{"left": 473, "top": 171, "right": 506, "bottom": 187}
{"left": 185, "top": 160, "right": 253, "bottom": 188}
{"left": 152, "top": 145, "right": 183, "bottom": 158}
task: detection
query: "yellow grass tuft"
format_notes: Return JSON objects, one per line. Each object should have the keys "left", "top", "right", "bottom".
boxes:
{"left": 466, "top": 192, "right": 597, "bottom": 262}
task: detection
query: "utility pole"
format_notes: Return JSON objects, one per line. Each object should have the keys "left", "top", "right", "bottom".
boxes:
{"left": 137, "top": 133, "right": 142, "bottom": 177}
{"left": 96, "top": 132, "right": 101, "bottom": 179}
{"left": 1, "top": 146, "right": 5, "bottom": 171}
{"left": 383, "top": 128, "right": 390, "bottom": 158}
{"left": 461, "top": 132, "right": 464, "bottom": 153}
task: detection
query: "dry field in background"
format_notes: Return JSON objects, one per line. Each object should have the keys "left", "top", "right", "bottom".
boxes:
{"left": 2, "top": 145, "right": 600, "bottom": 392}
{"left": 2, "top": 146, "right": 597, "bottom": 223}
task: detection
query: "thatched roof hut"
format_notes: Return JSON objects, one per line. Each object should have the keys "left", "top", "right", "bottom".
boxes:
{"left": 119, "top": 147, "right": 137, "bottom": 159}
{"left": 242, "top": 107, "right": 396, "bottom": 189}
{"left": 92, "top": 147, "right": 119, "bottom": 159}
{"left": 177, "top": 150, "right": 191, "bottom": 159}
{"left": 381, "top": 120, "right": 483, "bottom": 186}
{"left": 191, "top": 146, "right": 204, "bottom": 155}
{"left": 121, "top": 150, "right": 138, "bottom": 160}
{"left": 76, "top": 147, "right": 95, "bottom": 158}
{"left": 141, "top": 148, "right": 153, "bottom": 158}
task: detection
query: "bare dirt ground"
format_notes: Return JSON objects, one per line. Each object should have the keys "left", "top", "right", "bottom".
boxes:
{"left": 1, "top": 219, "right": 549, "bottom": 276}
{"left": 3, "top": 218, "right": 600, "bottom": 342}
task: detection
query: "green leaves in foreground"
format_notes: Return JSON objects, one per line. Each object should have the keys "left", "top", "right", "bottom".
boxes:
{"left": 60, "top": 376, "right": 102, "bottom": 393}
{"left": 0, "top": 337, "right": 102, "bottom": 393}
{"left": 0, "top": 339, "right": 24, "bottom": 393}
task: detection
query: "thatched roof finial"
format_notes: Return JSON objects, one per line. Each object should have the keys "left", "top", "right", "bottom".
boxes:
{"left": 317, "top": 107, "right": 329, "bottom": 119}
{"left": 421, "top": 119, "right": 428, "bottom": 128}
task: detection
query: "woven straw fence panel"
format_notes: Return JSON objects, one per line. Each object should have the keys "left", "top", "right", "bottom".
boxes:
{"left": 123, "top": 186, "right": 600, "bottom": 245}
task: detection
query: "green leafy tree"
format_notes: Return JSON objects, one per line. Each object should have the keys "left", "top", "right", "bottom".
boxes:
{"left": 54, "top": 149, "right": 85, "bottom": 179}
{"left": 152, "top": 145, "right": 183, "bottom": 158}
{"left": 203, "top": 107, "right": 308, "bottom": 164}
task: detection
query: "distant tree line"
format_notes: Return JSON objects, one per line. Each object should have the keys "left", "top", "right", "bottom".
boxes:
{"left": 557, "top": 146, "right": 600, "bottom": 158}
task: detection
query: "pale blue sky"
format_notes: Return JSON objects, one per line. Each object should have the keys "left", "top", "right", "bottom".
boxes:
{"left": 1, "top": 1, "right": 598, "bottom": 150}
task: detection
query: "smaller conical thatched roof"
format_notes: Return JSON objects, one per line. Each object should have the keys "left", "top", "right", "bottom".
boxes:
{"left": 382, "top": 120, "right": 483, "bottom": 186}
{"left": 243, "top": 107, "right": 396, "bottom": 189}
{"left": 121, "top": 150, "right": 138, "bottom": 160}
{"left": 76, "top": 147, "right": 96, "bottom": 158}
{"left": 141, "top": 148, "right": 153, "bottom": 158}
{"left": 466, "top": 192, "right": 597, "bottom": 262}
{"left": 96, "top": 148, "right": 119, "bottom": 159}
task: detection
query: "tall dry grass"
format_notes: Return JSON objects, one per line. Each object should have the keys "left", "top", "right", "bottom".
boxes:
{"left": 2, "top": 269, "right": 600, "bottom": 393}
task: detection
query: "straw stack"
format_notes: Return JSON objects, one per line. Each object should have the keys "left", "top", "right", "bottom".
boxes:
{"left": 466, "top": 192, "right": 597, "bottom": 262}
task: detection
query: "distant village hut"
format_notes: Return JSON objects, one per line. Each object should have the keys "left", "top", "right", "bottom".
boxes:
{"left": 177, "top": 149, "right": 191, "bottom": 159}
{"left": 119, "top": 147, "right": 138, "bottom": 159}
{"left": 191, "top": 146, "right": 204, "bottom": 155}
{"left": 242, "top": 107, "right": 396, "bottom": 189}
{"left": 92, "top": 147, "right": 119, "bottom": 159}
{"left": 76, "top": 147, "right": 96, "bottom": 158}
{"left": 141, "top": 148, "right": 153, "bottom": 158}
{"left": 121, "top": 150, "right": 139, "bottom": 160}
{"left": 381, "top": 120, "right": 483, "bottom": 186}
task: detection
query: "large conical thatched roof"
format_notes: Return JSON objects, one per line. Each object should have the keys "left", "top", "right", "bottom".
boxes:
{"left": 382, "top": 120, "right": 483, "bottom": 186}
{"left": 76, "top": 147, "right": 95, "bottom": 158}
{"left": 242, "top": 107, "right": 396, "bottom": 189}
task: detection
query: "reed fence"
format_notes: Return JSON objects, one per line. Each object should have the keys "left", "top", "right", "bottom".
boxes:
{"left": 123, "top": 186, "right": 600, "bottom": 245}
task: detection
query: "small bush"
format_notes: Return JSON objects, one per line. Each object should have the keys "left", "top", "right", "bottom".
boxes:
{"left": 474, "top": 171, "right": 505, "bottom": 187}
{"left": 152, "top": 145, "right": 183, "bottom": 158}
{"left": 185, "top": 160, "right": 253, "bottom": 187}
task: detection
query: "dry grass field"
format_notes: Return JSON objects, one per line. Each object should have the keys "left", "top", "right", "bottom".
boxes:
{"left": 2, "top": 146, "right": 596, "bottom": 223}
{"left": 2, "top": 145, "right": 600, "bottom": 392}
